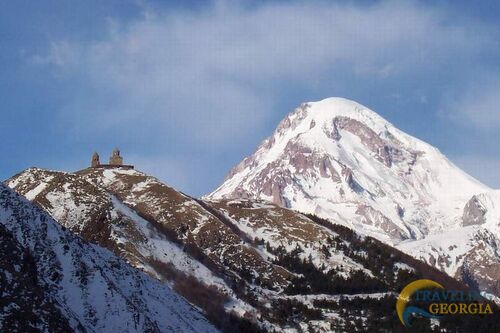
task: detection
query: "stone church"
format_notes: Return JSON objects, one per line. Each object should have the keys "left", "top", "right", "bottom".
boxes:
{"left": 91, "top": 148, "right": 133, "bottom": 169}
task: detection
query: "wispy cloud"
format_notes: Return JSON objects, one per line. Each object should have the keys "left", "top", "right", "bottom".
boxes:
{"left": 36, "top": 1, "right": 493, "bottom": 140}
{"left": 31, "top": 0, "right": 500, "bottom": 193}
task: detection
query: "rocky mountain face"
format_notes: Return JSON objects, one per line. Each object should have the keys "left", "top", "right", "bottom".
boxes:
{"left": 6, "top": 166, "right": 499, "bottom": 332}
{"left": 207, "top": 97, "right": 500, "bottom": 298}
{"left": 0, "top": 183, "right": 219, "bottom": 333}
{"left": 0, "top": 222, "right": 73, "bottom": 333}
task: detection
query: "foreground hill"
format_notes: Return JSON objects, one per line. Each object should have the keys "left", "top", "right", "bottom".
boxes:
{"left": 0, "top": 183, "right": 219, "bottom": 333}
{"left": 207, "top": 97, "right": 500, "bottom": 298}
{"left": 7, "top": 166, "right": 498, "bottom": 332}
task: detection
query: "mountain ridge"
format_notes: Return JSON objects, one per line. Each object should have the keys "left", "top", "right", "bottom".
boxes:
{"left": 207, "top": 97, "right": 500, "bottom": 298}
{"left": 3, "top": 97, "right": 499, "bottom": 331}
{"left": 0, "top": 182, "right": 219, "bottom": 333}
{"left": 8, "top": 165, "right": 497, "bottom": 331}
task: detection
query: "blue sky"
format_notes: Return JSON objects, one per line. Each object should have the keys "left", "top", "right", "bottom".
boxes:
{"left": 1, "top": 0, "right": 500, "bottom": 196}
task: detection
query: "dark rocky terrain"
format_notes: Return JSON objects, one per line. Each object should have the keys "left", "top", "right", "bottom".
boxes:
{"left": 0, "top": 183, "right": 219, "bottom": 333}
{"left": 6, "top": 166, "right": 498, "bottom": 332}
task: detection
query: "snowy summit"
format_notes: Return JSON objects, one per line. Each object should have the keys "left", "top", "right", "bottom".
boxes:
{"left": 208, "top": 97, "right": 500, "bottom": 295}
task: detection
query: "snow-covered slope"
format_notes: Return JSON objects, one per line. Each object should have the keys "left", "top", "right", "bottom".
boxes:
{"left": 7, "top": 168, "right": 232, "bottom": 290}
{"left": 462, "top": 190, "right": 500, "bottom": 233}
{"left": 7, "top": 166, "right": 486, "bottom": 332}
{"left": 398, "top": 226, "right": 500, "bottom": 295}
{"left": 0, "top": 183, "right": 219, "bottom": 333}
{"left": 207, "top": 97, "right": 500, "bottom": 296}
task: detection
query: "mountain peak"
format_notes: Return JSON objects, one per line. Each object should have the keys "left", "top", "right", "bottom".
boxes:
{"left": 268, "top": 97, "right": 414, "bottom": 161}
{"left": 292, "top": 97, "right": 391, "bottom": 131}
{"left": 208, "top": 98, "right": 488, "bottom": 243}
{"left": 307, "top": 97, "right": 380, "bottom": 118}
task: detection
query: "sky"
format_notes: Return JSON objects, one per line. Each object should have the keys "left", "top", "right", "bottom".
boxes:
{"left": 1, "top": 0, "right": 500, "bottom": 197}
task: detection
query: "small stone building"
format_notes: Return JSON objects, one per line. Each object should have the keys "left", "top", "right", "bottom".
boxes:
{"left": 91, "top": 152, "right": 100, "bottom": 167}
{"left": 109, "top": 148, "right": 123, "bottom": 166}
{"left": 89, "top": 148, "right": 133, "bottom": 169}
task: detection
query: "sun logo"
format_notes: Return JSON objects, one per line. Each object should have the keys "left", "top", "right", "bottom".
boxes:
{"left": 396, "top": 279, "right": 444, "bottom": 327}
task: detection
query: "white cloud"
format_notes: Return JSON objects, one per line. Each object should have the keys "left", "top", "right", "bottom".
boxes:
{"left": 32, "top": 1, "right": 500, "bottom": 195}
{"left": 33, "top": 41, "right": 81, "bottom": 68}
{"left": 37, "top": 0, "right": 491, "bottom": 147}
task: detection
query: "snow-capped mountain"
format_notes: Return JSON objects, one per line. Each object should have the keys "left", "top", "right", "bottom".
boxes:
{"left": 8, "top": 166, "right": 493, "bottom": 332}
{"left": 462, "top": 190, "right": 500, "bottom": 233}
{"left": 208, "top": 97, "right": 500, "bottom": 297}
{"left": 398, "top": 226, "right": 500, "bottom": 296}
{"left": 0, "top": 183, "right": 219, "bottom": 333}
